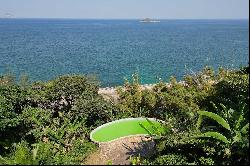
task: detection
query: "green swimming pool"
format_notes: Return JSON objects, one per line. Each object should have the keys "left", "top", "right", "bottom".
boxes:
{"left": 90, "top": 118, "right": 165, "bottom": 143}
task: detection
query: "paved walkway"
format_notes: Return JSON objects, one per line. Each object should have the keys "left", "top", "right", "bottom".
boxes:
{"left": 85, "top": 135, "right": 155, "bottom": 165}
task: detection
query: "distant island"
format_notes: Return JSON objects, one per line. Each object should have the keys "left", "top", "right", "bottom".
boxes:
{"left": 139, "top": 18, "right": 160, "bottom": 23}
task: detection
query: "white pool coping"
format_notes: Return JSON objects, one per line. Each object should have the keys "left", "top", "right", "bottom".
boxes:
{"left": 90, "top": 117, "right": 166, "bottom": 144}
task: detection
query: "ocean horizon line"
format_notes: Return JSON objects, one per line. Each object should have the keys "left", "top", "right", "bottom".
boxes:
{"left": 0, "top": 17, "right": 248, "bottom": 21}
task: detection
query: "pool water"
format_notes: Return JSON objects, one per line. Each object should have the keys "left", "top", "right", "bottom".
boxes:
{"left": 90, "top": 118, "right": 165, "bottom": 143}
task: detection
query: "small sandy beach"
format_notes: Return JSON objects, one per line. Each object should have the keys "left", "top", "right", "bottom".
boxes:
{"left": 98, "top": 83, "right": 156, "bottom": 101}
{"left": 98, "top": 82, "right": 177, "bottom": 101}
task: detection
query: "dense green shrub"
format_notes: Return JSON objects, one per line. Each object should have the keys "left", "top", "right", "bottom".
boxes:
{"left": 191, "top": 104, "right": 249, "bottom": 165}
{"left": 0, "top": 139, "right": 96, "bottom": 165}
{"left": 116, "top": 66, "right": 249, "bottom": 165}
{"left": 116, "top": 68, "right": 217, "bottom": 131}
{"left": 206, "top": 67, "right": 249, "bottom": 115}
{"left": 0, "top": 65, "right": 249, "bottom": 165}
{"left": 73, "top": 94, "right": 117, "bottom": 127}
{"left": 116, "top": 73, "right": 144, "bottom": 116}
{"left": 198, "top": 156, "right": 215, "bottom": 165}
{"left": 28, "top": 75, "right": 99, "bottom": 112}
{"left": 0, "top": 85, "right": 28, "bottom": 128}
{"left": 0, "top": 74, "right": 100, "bottom": 164}
{"left": 148, "top": 154, "right": 191, "bottom": 165}
{"left": 0, "top": 84, "right": 31, "bottom": 152}
{"left": 1, "top": 105, "right": 97, "bottom": 164}
{"left": 0, "top": 141, "right": 37, "bottom": 165}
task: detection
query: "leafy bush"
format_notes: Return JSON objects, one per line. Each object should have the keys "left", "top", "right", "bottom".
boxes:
{"left": 198, "top": 156, "right": 214, "bottom": 165}
{"left": 116, "top": 73, "right": 144, "bottom": 117}
{"left": 0, "top": 74, "right": 100, "bottom": 164}
{"left": 207, "top": 68, "right": 249, "bottom": 114}
{"left": 1, "top": 105, "right": 97, "bottom": 165}
{"left": 116, "top": 66, "right": 249, "bottom": 165}
{"left": 0, "top": 139, "right": 96, "bottom": 165}
{"left": 28, "top": 75, "right": 99, "bottom": 112}
{"left": 0, "top": 141, "right": 37, "bottom": 165}
{"left": 148, "top": 154, "right": 191, "bottom": 165}
{"left": 72, "top": 94, "right": 117, "bottom": 127}
{"left": 0, "top": 66, "right": 249, "bottom": 165}
{"left": 191, "top": 104, "right": 249, "bottom": 165}
{"left": 0, "top": 84, "right": 31, "bottom": 152}
{"left": 116, "top": 68, "right": 216, "bottom": 131}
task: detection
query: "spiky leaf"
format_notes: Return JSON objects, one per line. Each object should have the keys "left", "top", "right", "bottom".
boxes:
{"left": 192, "top": 131, "right": 229, "bottom": 144}
{"left": 235, "top": 104, "right": 245, "bottom": 131}
{"left": 196, "top": 115, "right": 203, "bottom": 130}
{"left": 139, "top": 123, "right": 153, "bottom": 136}
{"left": 146, "top": 118, "right": 164, "bottom": 136}
{"left": 232, "top": 131, "right": 242, "bottom": 144}
{"left": 198, "top": 111, "right": 231, "bottom": 131}
{"left": 240, "top": 123, "right": 249, "bottom": 134}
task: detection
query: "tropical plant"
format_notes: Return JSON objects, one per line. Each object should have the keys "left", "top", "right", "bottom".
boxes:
{"left": 146, "top": 154, "right": 191, "bottom": 165}
{"left": 129, "top": 155, "right": 142, "bottom": 165}
{"left": 106, "top": 160, "right": 113, "bottom": 165}
{"left": 194, "top": 104, "right": 248, "bottom": 143}
{"left": 191, "top": 103, "right": 249, "bottom": 164}
{"left": 208, "top": 68, "right": 249, "bottom": 112}
{"left": 139, "top": 118, "right": 168, "bottom": 139}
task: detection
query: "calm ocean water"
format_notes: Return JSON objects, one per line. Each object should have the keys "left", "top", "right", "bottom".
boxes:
{"left": 0, "top": 19, "right": 249, "bottom": 87}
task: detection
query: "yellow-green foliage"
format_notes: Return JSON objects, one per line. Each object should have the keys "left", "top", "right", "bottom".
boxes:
{"left": 116, "top": 73, "right": 143, "bottom": 116}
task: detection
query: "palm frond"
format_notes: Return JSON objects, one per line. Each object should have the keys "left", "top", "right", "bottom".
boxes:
{"left": 146, "top": 118, "right": 158, "bottom": 131}
{"left": 198, "top": 111, "right": 231, "bottom": 131}
{"left": 191, "top": 131, "right": 229, "bottom": 144}
{"left": 139, "top": 123, "right": 153, "bottom": 136}
{"left": 196, "top": 115, "right": 203, "bottom": 130}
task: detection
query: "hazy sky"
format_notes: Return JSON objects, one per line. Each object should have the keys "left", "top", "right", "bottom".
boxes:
{"left": 0, "top": 0, "right": 249, "bottom": 19}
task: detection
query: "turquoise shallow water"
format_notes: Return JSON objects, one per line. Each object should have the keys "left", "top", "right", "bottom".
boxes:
{"left": 0, "top": 19, "right": 248, "bottom": 87}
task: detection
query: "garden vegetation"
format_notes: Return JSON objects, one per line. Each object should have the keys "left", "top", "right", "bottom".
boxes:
{"left": 0, "top": 65, "right": 249, "bottom": 165}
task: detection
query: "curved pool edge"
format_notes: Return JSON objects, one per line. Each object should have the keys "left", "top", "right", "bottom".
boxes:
{"left": 90, "top": 117, "right": 166, "bottom": 144}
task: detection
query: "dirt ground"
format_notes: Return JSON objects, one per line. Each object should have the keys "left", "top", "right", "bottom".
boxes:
{"left": 84, "top": 135, "right": 156, "bottom": 165}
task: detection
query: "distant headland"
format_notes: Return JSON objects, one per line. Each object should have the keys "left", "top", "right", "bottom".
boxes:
{"left": 139, "top": 18, "right": 160, "bottom": 23}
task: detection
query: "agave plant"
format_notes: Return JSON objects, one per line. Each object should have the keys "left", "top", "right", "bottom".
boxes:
{"left": 139, "top": 118, "right": 169, "bottom": 139}
{"left": 192, "top": 103, "right": 249, "bottom": 150}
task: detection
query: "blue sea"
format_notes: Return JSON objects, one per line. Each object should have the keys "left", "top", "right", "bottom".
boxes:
{"left": 0, "top": 19, "right": 249, "bottom": 87}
